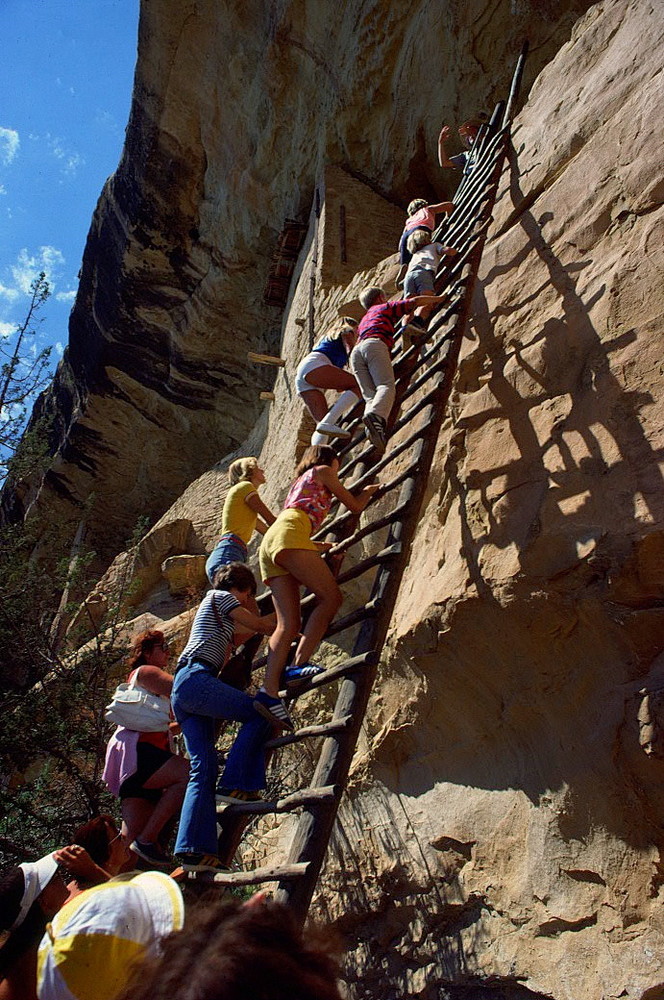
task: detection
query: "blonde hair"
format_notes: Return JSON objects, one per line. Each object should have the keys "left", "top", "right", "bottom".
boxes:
{"left": 228, "top": 457, "right": 259, "bottom": 486}
{"left": 407, "top": 198, "right": 428, "bottom": 216}
{"left": 406, "top": 229, "right": 433, "bottom": 255}
{"left": 359, "top": 287, "right": 384, "bottom": 310}
{"left": 324, "top": 316, "right": 358, "bottom": 342}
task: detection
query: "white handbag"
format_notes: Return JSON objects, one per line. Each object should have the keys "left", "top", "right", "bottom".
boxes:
{"left": 104, "top": 669, "right": 171, "bottom": 732}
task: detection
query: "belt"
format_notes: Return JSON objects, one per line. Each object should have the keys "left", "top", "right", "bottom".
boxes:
{"left": 175, "top": 655, "right": 220, "bottom": 675}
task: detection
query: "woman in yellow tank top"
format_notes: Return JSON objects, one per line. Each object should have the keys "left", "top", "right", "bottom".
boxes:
{"left": 205, "top": 458, "right": 276, "bottom": 586}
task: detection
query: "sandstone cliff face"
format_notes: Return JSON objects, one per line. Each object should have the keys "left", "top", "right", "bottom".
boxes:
{"left": 24, "top": 0, "right": 664, "bottom": 997}
{"left": 7, "top": 0, "right": 592, "bottom": 571}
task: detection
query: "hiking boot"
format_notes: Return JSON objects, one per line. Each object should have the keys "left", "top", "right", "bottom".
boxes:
{"left": 216, "top": 788, "right": 263, "bottom": 805}
{"left": 175, "top": 852, "right": 229, "bottom": 874}
{"left": 253, "top": 690, "right": 294, "bottom": 730}
{"left": 315, "top": 420, "right": 351, "bottom": 440}
{"left": 363, "top": 413, "right": 387, "bottom": 454}
{"left": 129, "top": 840, "right": 172, "bottom": 869}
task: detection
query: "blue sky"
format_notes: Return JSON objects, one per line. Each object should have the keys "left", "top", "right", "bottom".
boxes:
{"left": 0, "top": 0, "right": 139, "bottom": 359}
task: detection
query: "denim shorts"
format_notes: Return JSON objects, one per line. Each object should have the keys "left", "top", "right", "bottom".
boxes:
{"left": 205, "top": 532, "right": 247, "bottom": 585}
{"left": 404, "top": 265, "right": 435, "bottom": 296}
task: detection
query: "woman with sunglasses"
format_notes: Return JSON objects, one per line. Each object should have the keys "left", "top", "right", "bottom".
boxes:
{"left": 103, "top": 630, "right": 189, "bottom": 868}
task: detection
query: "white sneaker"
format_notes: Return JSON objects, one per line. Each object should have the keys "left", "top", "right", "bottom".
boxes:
{"left": 315, "top": 420, "right": 351, "bottom": 439}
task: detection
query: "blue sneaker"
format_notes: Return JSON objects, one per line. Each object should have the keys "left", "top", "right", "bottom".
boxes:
{"left": 283, "top": 664, "right": 324, "bottom": 683}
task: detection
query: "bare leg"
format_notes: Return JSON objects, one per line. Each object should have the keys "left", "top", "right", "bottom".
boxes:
{"left": 299, "top": 388, "right": 329, "bottom": 422}
{"left": 136, "top": 755, "right": 190, "bottom": 844}
{"left": 274, "top": 549, "right": 342, "bottom": 667}
{"left": 263, "top": 574, "right": 302, "bottom": 696}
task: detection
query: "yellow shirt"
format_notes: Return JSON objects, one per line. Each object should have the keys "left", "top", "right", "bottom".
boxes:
{"left": 221, "top": 480, "right": 258, "bottom": 544}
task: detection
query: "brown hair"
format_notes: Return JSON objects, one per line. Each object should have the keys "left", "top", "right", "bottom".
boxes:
{"left": 126, "top": 630, "right": 166, "bottom": 672}
{"left": 212, "top": 562, "right": 257, "bottom": 596}
{"left": 295, "top": 445, "right": 338, "bottom": 478}
{"left": 117, "top": 898, "right": 343, "bottom": 1000}
{"left": 71, "top": 815, "right": 119, "bottom": 869}
{"left": 359, "top": 286, "right": 384, "bottom": 310}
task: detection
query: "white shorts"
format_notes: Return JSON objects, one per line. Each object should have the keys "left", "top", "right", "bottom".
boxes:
{"left": 295, "top": 353, "right": 334, "bottom": 395}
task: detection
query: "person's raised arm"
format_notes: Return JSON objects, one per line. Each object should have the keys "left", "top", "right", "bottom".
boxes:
{"left": 316, "top": 465, "right": 380, "bottom": 513}
{"left": 230, "top": 606, "right": 276, "bottom": 636}
{"left": 428, "top": 200, "right": 454, "bottom": 215}
{"left": 245, "top": 492, "right": 277, "bottom": 527}
{"left": 134, "top": 665, "right": 173, "bottom": 696}
{"left": 438, "top": 125, "right": 456, "bottom": 168}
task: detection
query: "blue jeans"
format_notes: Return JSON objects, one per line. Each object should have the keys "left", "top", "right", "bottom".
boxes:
{"left": 172, "top": 664, "right": 270, "bottom": 856}
{"left": 205, "top": 533, "right": 247, "bottom": 586}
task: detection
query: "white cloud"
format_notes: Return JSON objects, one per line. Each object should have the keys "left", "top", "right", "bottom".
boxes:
{"left": 11, "top": 246, "right": 65, "bottom": 294}
{"left": 0, "top": 320, "right": 16, "bottom": 338}
{"left": 55, "top": 289, "right": 77, "bottom": 304}
{"left": 0, "top": 283, "right": 19, "bottom": 302}
{"left": 55, "top": 341, "right": 64, "bottom": 356}
{"left": 0, "top": 127, "right": 19, "bottom": 166}
{"left": 0, "top": 184, "right": 6, "bottom": 195}
{"left": 47, "top": 134, "right": 84, "bottom": 177}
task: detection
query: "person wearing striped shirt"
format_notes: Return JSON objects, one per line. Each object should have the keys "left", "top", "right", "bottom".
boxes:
{"left": 171, "top": 563, "right": 275, "bottom": 874}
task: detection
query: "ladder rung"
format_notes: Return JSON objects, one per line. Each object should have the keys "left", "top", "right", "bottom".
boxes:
{"left": 282, "top": 650, "right": 378, "bottom": 696}
{"left": 247, "top": 352, "right": 286, "bottom": 367}
{"left": 218, "top": 784, "right": 337, "bottom": 815}
{"left": 336, "top": 542, "right": 402, "bottom": 585}
{"left": 325, "top": 600, "right": 378, "bottom": 637}
{"left": 212, "top": 862, "right": 311, "bottom": 886}
{"left": 265, "top": 714, "right": 353, "bottom": 750}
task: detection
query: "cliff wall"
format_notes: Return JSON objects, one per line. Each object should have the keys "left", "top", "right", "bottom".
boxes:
{"left": 16, "top": 0, "right": 664, "bottom": 997}
{"left": 6, "top": 0, "right": 591, "bottom": 571}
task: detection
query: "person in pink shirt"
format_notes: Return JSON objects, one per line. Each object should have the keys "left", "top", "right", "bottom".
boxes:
{"left": 398, "top": 197, "right": 453, "bottom": 266}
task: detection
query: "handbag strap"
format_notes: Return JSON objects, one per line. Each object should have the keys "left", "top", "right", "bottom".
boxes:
{"left": 127, "top": 668, "right": 141, "bottom": 690}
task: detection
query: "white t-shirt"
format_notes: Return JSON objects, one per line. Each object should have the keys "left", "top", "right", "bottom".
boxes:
{"left": 409, "top": 242, "right": 445, "bottom": 272}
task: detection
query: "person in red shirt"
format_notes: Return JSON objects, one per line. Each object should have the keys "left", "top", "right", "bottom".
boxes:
{"left": 350, "top": 286, "right": 445, "bottom": 453}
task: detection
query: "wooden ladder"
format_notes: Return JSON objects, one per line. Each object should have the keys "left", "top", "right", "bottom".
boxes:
{"left": 212, "top": 47, "right": 528, "bottom": 923}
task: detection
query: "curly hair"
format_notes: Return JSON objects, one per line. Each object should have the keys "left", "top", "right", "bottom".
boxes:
{"left": 117, "top": 898, "right": 343, "bottom": 1000}
{"left": 126, "top": 630, "right": 166, "bottom": 672}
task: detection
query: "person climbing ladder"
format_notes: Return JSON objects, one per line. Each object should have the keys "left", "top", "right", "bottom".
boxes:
{"left": 350, "top": 286, "right": 445, "bottom": 454}
{"left": 295, "top": 316, "right": 362, "bottom": 442}
{"left": 255, "top": 445, "right": 379, "bottom": 729}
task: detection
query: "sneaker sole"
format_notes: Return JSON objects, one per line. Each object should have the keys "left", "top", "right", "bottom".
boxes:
{"left": 316, "top": 426, "right": 351, "bottom": 439}
{"left": 253, "top": 699, "right": 294, "bottom": 730}
{"left": 130, "top": 842, "right": 171, "bottom": 868}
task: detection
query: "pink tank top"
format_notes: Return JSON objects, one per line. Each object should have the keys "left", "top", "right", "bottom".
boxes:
{"left": 284, "top": 467, "right": 333, "bottom": 531}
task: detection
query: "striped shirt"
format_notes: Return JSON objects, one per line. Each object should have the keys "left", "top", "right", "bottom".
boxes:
{"left": 179, "top": 590, "right": 241, "bottom": 670}
{"left": 357, "top": 299, "right": 415, "bottom": 349}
